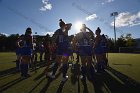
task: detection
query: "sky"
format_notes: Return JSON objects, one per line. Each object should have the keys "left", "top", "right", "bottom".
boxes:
{"left": 0, "top": 0, "right": 140, "bottom": 39}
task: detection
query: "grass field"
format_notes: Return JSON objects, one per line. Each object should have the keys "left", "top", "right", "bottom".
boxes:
{"left": 0, "top": 52, "right": 140, "bottom": 93}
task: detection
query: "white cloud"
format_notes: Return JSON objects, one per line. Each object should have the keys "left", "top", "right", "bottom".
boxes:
{"left": 106, "top": 0, "right": 114, "bottom": 3}
{"left": 86, "top": 14, "right": 98, "bottom": 21}
{"left": 40, "top": 0, "right": 52, "bottom": 11}
{"left": 42, "top": 31, "right": 54, "bottom": 36}
{"left": 0, "top": 33, "right": 9, "bottom": 36}
{"left": 102, "top": 0, "right": 114, "bottom": 5}
{"left": 111, "top": 11, "right": 140, "bottom": 27}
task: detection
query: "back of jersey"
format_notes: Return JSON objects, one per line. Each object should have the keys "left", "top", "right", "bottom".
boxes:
{"left": 23, "top": 35, "right": 32, "bottom": 47}
{"left": 53, "top": 29, "right": 69, "bottom": 46}
{"left": 76, "top": 32, "right": 91, "bottom": 46}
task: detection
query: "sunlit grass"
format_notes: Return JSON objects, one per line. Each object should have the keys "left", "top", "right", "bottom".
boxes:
{"left": 108, "top": 53, "right": 140, "bottom": 83}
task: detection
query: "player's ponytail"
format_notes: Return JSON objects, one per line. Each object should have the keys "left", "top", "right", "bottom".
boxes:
{"left": 59, "top": 19, "right": 65, "bottom": 28}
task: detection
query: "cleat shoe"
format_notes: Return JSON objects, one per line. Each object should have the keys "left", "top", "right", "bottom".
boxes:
{"left": 62, "top": 76, "right": 68, "bottom": 82}
{"left": 47, "top": 72, "right": 55, "bottom": 79}
{"left": 80, "top": 75, "right": 86, "bottom": 80}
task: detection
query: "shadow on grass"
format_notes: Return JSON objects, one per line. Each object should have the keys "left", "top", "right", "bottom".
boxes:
{"left": 56, "top": 80, "right": 67, "bottom": 93}
{"left": 39, "top": 78, "right": 53, "bottom": 93}
{"left": 28, "top": 77, "right": 46, "bottom": 93}
{"left": 71, "top": 63, "right": 80, "bottom": 84}
{"left": 33, "top": 72, "right": 45, "bottom": 81}
{"left": 101, "top": 71, "right": 127, "bottom": 93}
{"left": 107, "top": 67, "right": 140, "bottom": 93}
{"left": 0, "top": 77, "right": 24, "bottom": 92}
{"left": 81, "top": 79, "right": 89, "bottom": 93}
{"left": 0, "top": 67, "right": 19, "bottom": 77}
{"left": 71, "top": 63, "right": 104, "bottom": 93}
{"left": 90, "top": 69, "right": 140, "bottom": 93}
{"left": 0, "top": 61, "right": 46, "bottom": 78}
{"left": 90, "top": 73, "right": 104, "bottom": 93}
{"left": 39, "top": 71, "right": 62, "bottom": 93}
{"left": 71, "top": 63, "right": 140, "bottom": 93}
{"left": 70, "top": 63, "right": 81, "bottom": 93}
{"left": 29, "top": 61, "right": 46, "bottom": 72}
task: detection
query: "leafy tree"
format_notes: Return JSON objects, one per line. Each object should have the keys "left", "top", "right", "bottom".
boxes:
{"left": 116, "top": 34, "right": 126, "bottom": 47}
{"left": 125, "top": 33, "right": 136, "bottom": 47}
{"left": 5, "top": 34, "right": 19, "bottom": 51}
{"left": 0, "top": 33, "right": 7, "bottom": 51}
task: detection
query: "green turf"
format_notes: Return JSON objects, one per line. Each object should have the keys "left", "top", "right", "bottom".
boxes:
{"left": 0, "top": 52, "right": 140, "bottom": 93}
{"left": 108, "top": 53, "right": 140, "bottom": 83}
{"left": 0, "top": 52, "right": 16, "bottom": 71}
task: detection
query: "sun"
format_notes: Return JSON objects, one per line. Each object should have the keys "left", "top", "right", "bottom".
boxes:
{"left": 74, "top": 21, "right": 83, "bottom": 31}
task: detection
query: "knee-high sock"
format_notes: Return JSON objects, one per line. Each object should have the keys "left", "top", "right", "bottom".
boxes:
{"left": 24, "top": 64, "right": 29, "bottom": 76}
{"left": 52, "top": 62, "right": 59, "bottom": 75}
{"left": 97, "top": 62, "right": 102, "bottom": 72}
{"left": 62, "top": 63, "right": 68, "bottom": 78}
{"left": 20, "top": 63, "right": 28, "bottom": 76}
{"left": 16, "top": 60, "right": 20, "bottom": 70}
{"left": 21, "top": 63, "right": 29, "bottom": 76}
{"left": 88, "top": 65, "right": 95, "bottom": 79}
{"left": 105, "top": 58, "right": 108, "bottom": 66}
{"left": 89, "top": 65, "right": 95, "bottom": 74}
{"left": 101, "top": 61, "right": 106, "bottom": 70}
{"left": 20, "top": 63, "right": 24, "bottom": 76}
{"left": 81, "top": 66, "right": 87, "bottom": 77}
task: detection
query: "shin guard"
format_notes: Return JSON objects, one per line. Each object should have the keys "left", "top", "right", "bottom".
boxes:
{"left": 62, "top": 63, "right": 68, "bottom": 78}
{"left": 52, "top": 62, "right": 59, "bottom": 75}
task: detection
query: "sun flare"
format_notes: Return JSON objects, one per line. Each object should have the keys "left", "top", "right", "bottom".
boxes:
{"left": 74, "top": 21, "right": 83, "bottom": 31}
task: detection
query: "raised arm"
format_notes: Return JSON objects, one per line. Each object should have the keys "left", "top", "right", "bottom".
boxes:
{"left": 85, "top": 27, "right": 94, "bottom": 40}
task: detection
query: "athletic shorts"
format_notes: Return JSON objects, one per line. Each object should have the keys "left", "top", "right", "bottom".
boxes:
{"left": 102, "top": 46, "right": 108, "bottom": 53}
{"left": 20, "top": 47, "right": 32, "bottom": 56}
{"left": 56, "top": 42, "right": 70, "bottom": 56}
{"left": 94, "top": 46, "right": 104, "bottom": 55}
{"left": 16, "top": 48, "right": 21, "bottom": 55}
{"left": 78, "top": 45, "right": 93, "bottom": 56}
{"left": 68, "top": 47, "right": 73, "bottom": 56}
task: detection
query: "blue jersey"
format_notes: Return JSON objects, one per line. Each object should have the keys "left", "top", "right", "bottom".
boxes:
{"left": 20, "top": 35, "right": 33, "bottom": 56}
{"left": 94, "top": 35, "right": 104, "bottom": 54}
{"left": 54, "top": 29, "right": 69, "bottom": 56}
{"left": 76, "top": 32, "right": 92, "bottom": 46}
{"left": 24, "top": 35, "right": 32, "bottom": 47}
{"left": 101, "top": 36, "right": 108, "bottom": 53}
{"left": 75, "top": 32, "right": 93, "bottom": 56}
{"left": 54, "top": 29, "right": 69, "bottom": 48}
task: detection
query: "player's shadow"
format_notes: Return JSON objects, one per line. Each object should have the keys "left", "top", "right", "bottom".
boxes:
{"left": 71, "top": 63, "right": 94, "bottom": 93}
{"left": 0, "top": 77, "right": 24, "bottom": 92}
{"left": 89, "top": 73, "right": 105, "bottom": 93}
{"left": 39, "top": 78, "right": 53, "bottom": 93}
{"left": 30, "top": 61, "right": 46, "bottom": 72}
{"left": 91, "top": 69, "right": 140, "bottom": 93}
{"left": 28, "top": 77, "right": 46, "bottom": 93}
{"left": 81, "top": 79, "right": 89, "bottom": 93}
{"left": 39, "top": 71, "right": 61, "bottom": 93}
{"left": 33, "top": 62, "right": 56, "bottom": 81}
{"left": 70, "top": 63, "right": 140, "bottom": 93}
{"left": 34, "top": 72, "right": 45, "bottom": 81}
{"left": 107, "top": 67, "right": 140, "bottom": 92}
{"left": 70, "top": 63, "right": 81, "bottom": 93}
{"left": 101, "top": 71, "right": 127, "bottom": 93}
{"left": 71, "top": 63, "right": 80, "bottom": 84}
{"left": 56, "top": 80, "right": 67, "bottom": 93}
{"left": 0, "top": 67, "right": 19, "bottom": 77}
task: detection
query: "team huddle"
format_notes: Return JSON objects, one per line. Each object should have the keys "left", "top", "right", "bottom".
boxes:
{"left": 16, "top": 19, "right": 108, "bottom": 81}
